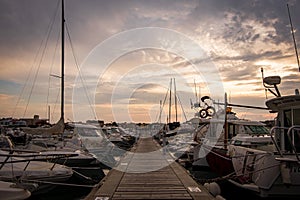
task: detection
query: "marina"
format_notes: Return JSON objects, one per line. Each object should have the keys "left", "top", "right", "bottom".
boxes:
{"left": 1, "top": 0, "right": 300, "bottom": 200}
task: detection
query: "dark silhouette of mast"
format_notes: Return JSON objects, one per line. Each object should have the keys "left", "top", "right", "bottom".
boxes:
{"left": 287, "top": 4, "right": 300, "bottom": 72}
{"left": 174, "top": 78, "right": 178, "bottom": 122}
{"left": 61, "top": 0, "right": 65, "bottom": 120}
{"left": 168, "top": 78, "right": 172, "bottom": 124}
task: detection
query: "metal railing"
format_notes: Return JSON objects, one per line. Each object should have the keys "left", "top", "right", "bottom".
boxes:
{"left": 269, "top": 126, "right": 300, "bottom": 161}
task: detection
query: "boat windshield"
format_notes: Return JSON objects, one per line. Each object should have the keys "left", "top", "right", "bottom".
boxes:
{"left": 244, "top": 125, "right": 269, "bottom": 135}
{"left": 77, "top": 128, "right": 102, "bottom": 137}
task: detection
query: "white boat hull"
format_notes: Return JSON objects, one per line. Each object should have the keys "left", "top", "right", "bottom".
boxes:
{"left": 229, "top": 145, "right": 300, "bottom": 197}
{"left": 0, "top": 181, "right": 31, "bottom": 200}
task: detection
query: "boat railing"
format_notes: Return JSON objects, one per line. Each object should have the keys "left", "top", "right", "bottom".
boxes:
{"left": 0, "top": 149, "right": 78, "bottom": 171}
{"left": 269, "top": 126, "right": 286, "bottom": 157}
{"left": 269, "top": 126, "right": 300, "bottom": 160}
{"left": 287, "top": 126, "right": 300, "bottom": 161}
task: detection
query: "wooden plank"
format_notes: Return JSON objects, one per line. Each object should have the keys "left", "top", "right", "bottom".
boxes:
{"left": 85, "top": 137, "right": 214, "bottom": 200}
{"left": 117, "top": 183, "right": 184, "bottom": 188}
{"left": 94, "top": 169, "right": 124, "bottom": 198}
{"left": 116, "top": 187, "right": 186, "bottom": 192}
{"left": 113, "top": 193, "right": 192, "bottom": 200}
{"left": 169, "top": 161, "right": 213, "bottom": 200}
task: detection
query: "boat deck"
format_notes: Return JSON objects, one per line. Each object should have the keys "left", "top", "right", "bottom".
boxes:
{"left": 85, "top": 137, "right": 214, "bottom": 200}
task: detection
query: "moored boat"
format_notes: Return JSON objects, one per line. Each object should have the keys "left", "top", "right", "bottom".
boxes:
{"left": 194, "top": 109, "right": 271, "bottom": 176}
{"left": 0, "top": 149, "right": 73, "bottom": 194}
{"left": 228, "top": 75, "right": 300, "bottom": 197}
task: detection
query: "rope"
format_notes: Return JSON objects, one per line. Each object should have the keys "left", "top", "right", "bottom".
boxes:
{"left": 191, "top": 171, "right": 236, "bottom": 184}
{"left": 176, "top": 94, "right": 188, "bottom": 122}
{"left": 65, "top": 23, "right": 97, "bottom": 120}
{"left": 23, "top": 179, "right": 97, "bottom": 188}
{"left": 12, "top": 43, "right": 40, "bottom": 118}
{"left": 190, "top": 161, "right": 280, "bottom": 184}
{"left": 51, "top": 86, "right": 61, "bottom": 122}
{"left": 46, "top": 25, "right": 61, "bottom": 120}
{"left": 72, "top": 170, "right": 93, "bottom": 181}
{"left": 157, "top": 86, "right": 169, "bottom": 123}
{"left": 10, "top": 0, "right": 59, "bottom": 118}
{"left": 23, "top": 0, "right": 61, "bottom": 118}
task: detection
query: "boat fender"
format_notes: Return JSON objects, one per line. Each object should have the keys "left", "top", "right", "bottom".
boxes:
{"left": 280, "top": 163, "right": 291, "bottom": 184}
{"left": 216, "top": 195, "right": 226, "bottom": 200}
{"left": 204, "top": 182, "right": 221, "bottom": 197}
{"left": 15, "top": 182, "right": 39, "bottom": 192}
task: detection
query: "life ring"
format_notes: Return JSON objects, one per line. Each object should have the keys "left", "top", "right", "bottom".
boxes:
{"left": 206, "top": 106, "right": 216, "bottom": 116}
{"left": 199, "top": 109, "right": 208, "bottom": 118}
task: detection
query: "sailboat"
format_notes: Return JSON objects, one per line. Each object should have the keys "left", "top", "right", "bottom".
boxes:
{"left": 1, "top": 1, "right": 106, "bottom": 190}
{"left": 22, "top": 0, "right": 66, "bottom": 136}
{"left": 0, "top": 2, "right": 78, "bottom": 195}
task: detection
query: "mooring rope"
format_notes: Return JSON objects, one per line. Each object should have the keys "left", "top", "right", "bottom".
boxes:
{"left": 24, "top": 179, "right": 97, "bottom": 188}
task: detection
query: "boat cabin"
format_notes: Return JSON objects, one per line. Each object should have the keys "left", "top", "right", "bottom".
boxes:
{"left": 194, "top": 114, "right": 269, "bottom": 147}
{"left": 266, "top": 94, "right": 300, "bottom": 153}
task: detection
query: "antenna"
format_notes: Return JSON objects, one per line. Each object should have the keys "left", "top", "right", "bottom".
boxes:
{"left": 261, "top": 67, "right": 281, "bottom": 97}
{"left": 261, "top": 68, "right": 268, "bottom": 99}
{"left": 194, "top": 79, "right": 198, "bottom": 103}
{"left": 198, "top": 85, "right": 201, "bottom": 106}
{"left": 287, "top": 3, "right": 300, "bottom": 72}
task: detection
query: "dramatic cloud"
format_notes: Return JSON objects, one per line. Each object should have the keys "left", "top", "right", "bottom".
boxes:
{"left": 0, "top": 0, "right": 299, "bottom": 122}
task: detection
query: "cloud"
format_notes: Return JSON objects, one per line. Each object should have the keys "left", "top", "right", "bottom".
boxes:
{"left": 0, "top": 80, "right": 21, "bottom": 95}
{"left": 1, "top": 0, "right": 300, "bottom": 122}
{"left": 0, "top": 93, "right": 14, "bottom": 101}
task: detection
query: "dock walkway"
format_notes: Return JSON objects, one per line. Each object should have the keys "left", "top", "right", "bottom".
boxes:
{"left": 85, "top": 137, "right": 214, "bottom": 200}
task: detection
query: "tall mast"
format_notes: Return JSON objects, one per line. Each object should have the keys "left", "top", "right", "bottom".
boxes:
{"left": 224, "top": 93, "right": 228, "bottom": 149}
{"left": 174, "top": 78, "right": 178, "bottom": 122}
{"left": 287, "top": 4, "right": 300, "bottom": 72}
{"left": 168, "top": 78, "right": 172, "bottom": 124}
{"left": 61, "top": 0, "right": 65, "bottom": 120}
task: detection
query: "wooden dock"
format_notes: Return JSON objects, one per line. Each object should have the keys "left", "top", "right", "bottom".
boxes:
{"left": 85, "top": 137, "right": 214, "bottom": 200}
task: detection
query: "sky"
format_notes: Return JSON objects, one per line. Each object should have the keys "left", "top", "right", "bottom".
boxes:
{"left": 0, "top": 0, "right": 299, "bottom": 123}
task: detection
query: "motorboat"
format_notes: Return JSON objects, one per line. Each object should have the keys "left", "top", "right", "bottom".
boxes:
{"left": 100, "top": 126, "right": 135, "bottom": 150}
{"left": 20, "top": 123, "right": 109, "bottom": 183}
{"left": 0, "top": 149, "right": 73, "bottom": 195}
{"left": 68, "top": 123, "right": 120, "bottom": 169}
{"left": 228, "top": 75, "right": 300, "bottom": 197}
{"left": 194, "top": 110, "right": 271, "bottom": 176}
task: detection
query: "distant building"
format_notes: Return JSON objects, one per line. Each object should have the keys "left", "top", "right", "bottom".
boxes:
{"left": 20, "top": 115, "right": 48, "bottom": 127}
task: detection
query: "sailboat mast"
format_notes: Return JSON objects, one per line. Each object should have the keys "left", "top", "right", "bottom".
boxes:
{"left": 224, "top": 93, "right": 228, "bottom": 149}
{"left": 287, "top": 4, "right": 300, "bottom": 72}
{"left": 61, "top": 0, "right": 65, "bottom": 120}
{"left": 168, "top": 78, "right": 172, "bottom": 124}
{"left": 174, "top": 78, "right": 178, "bottom": 122}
